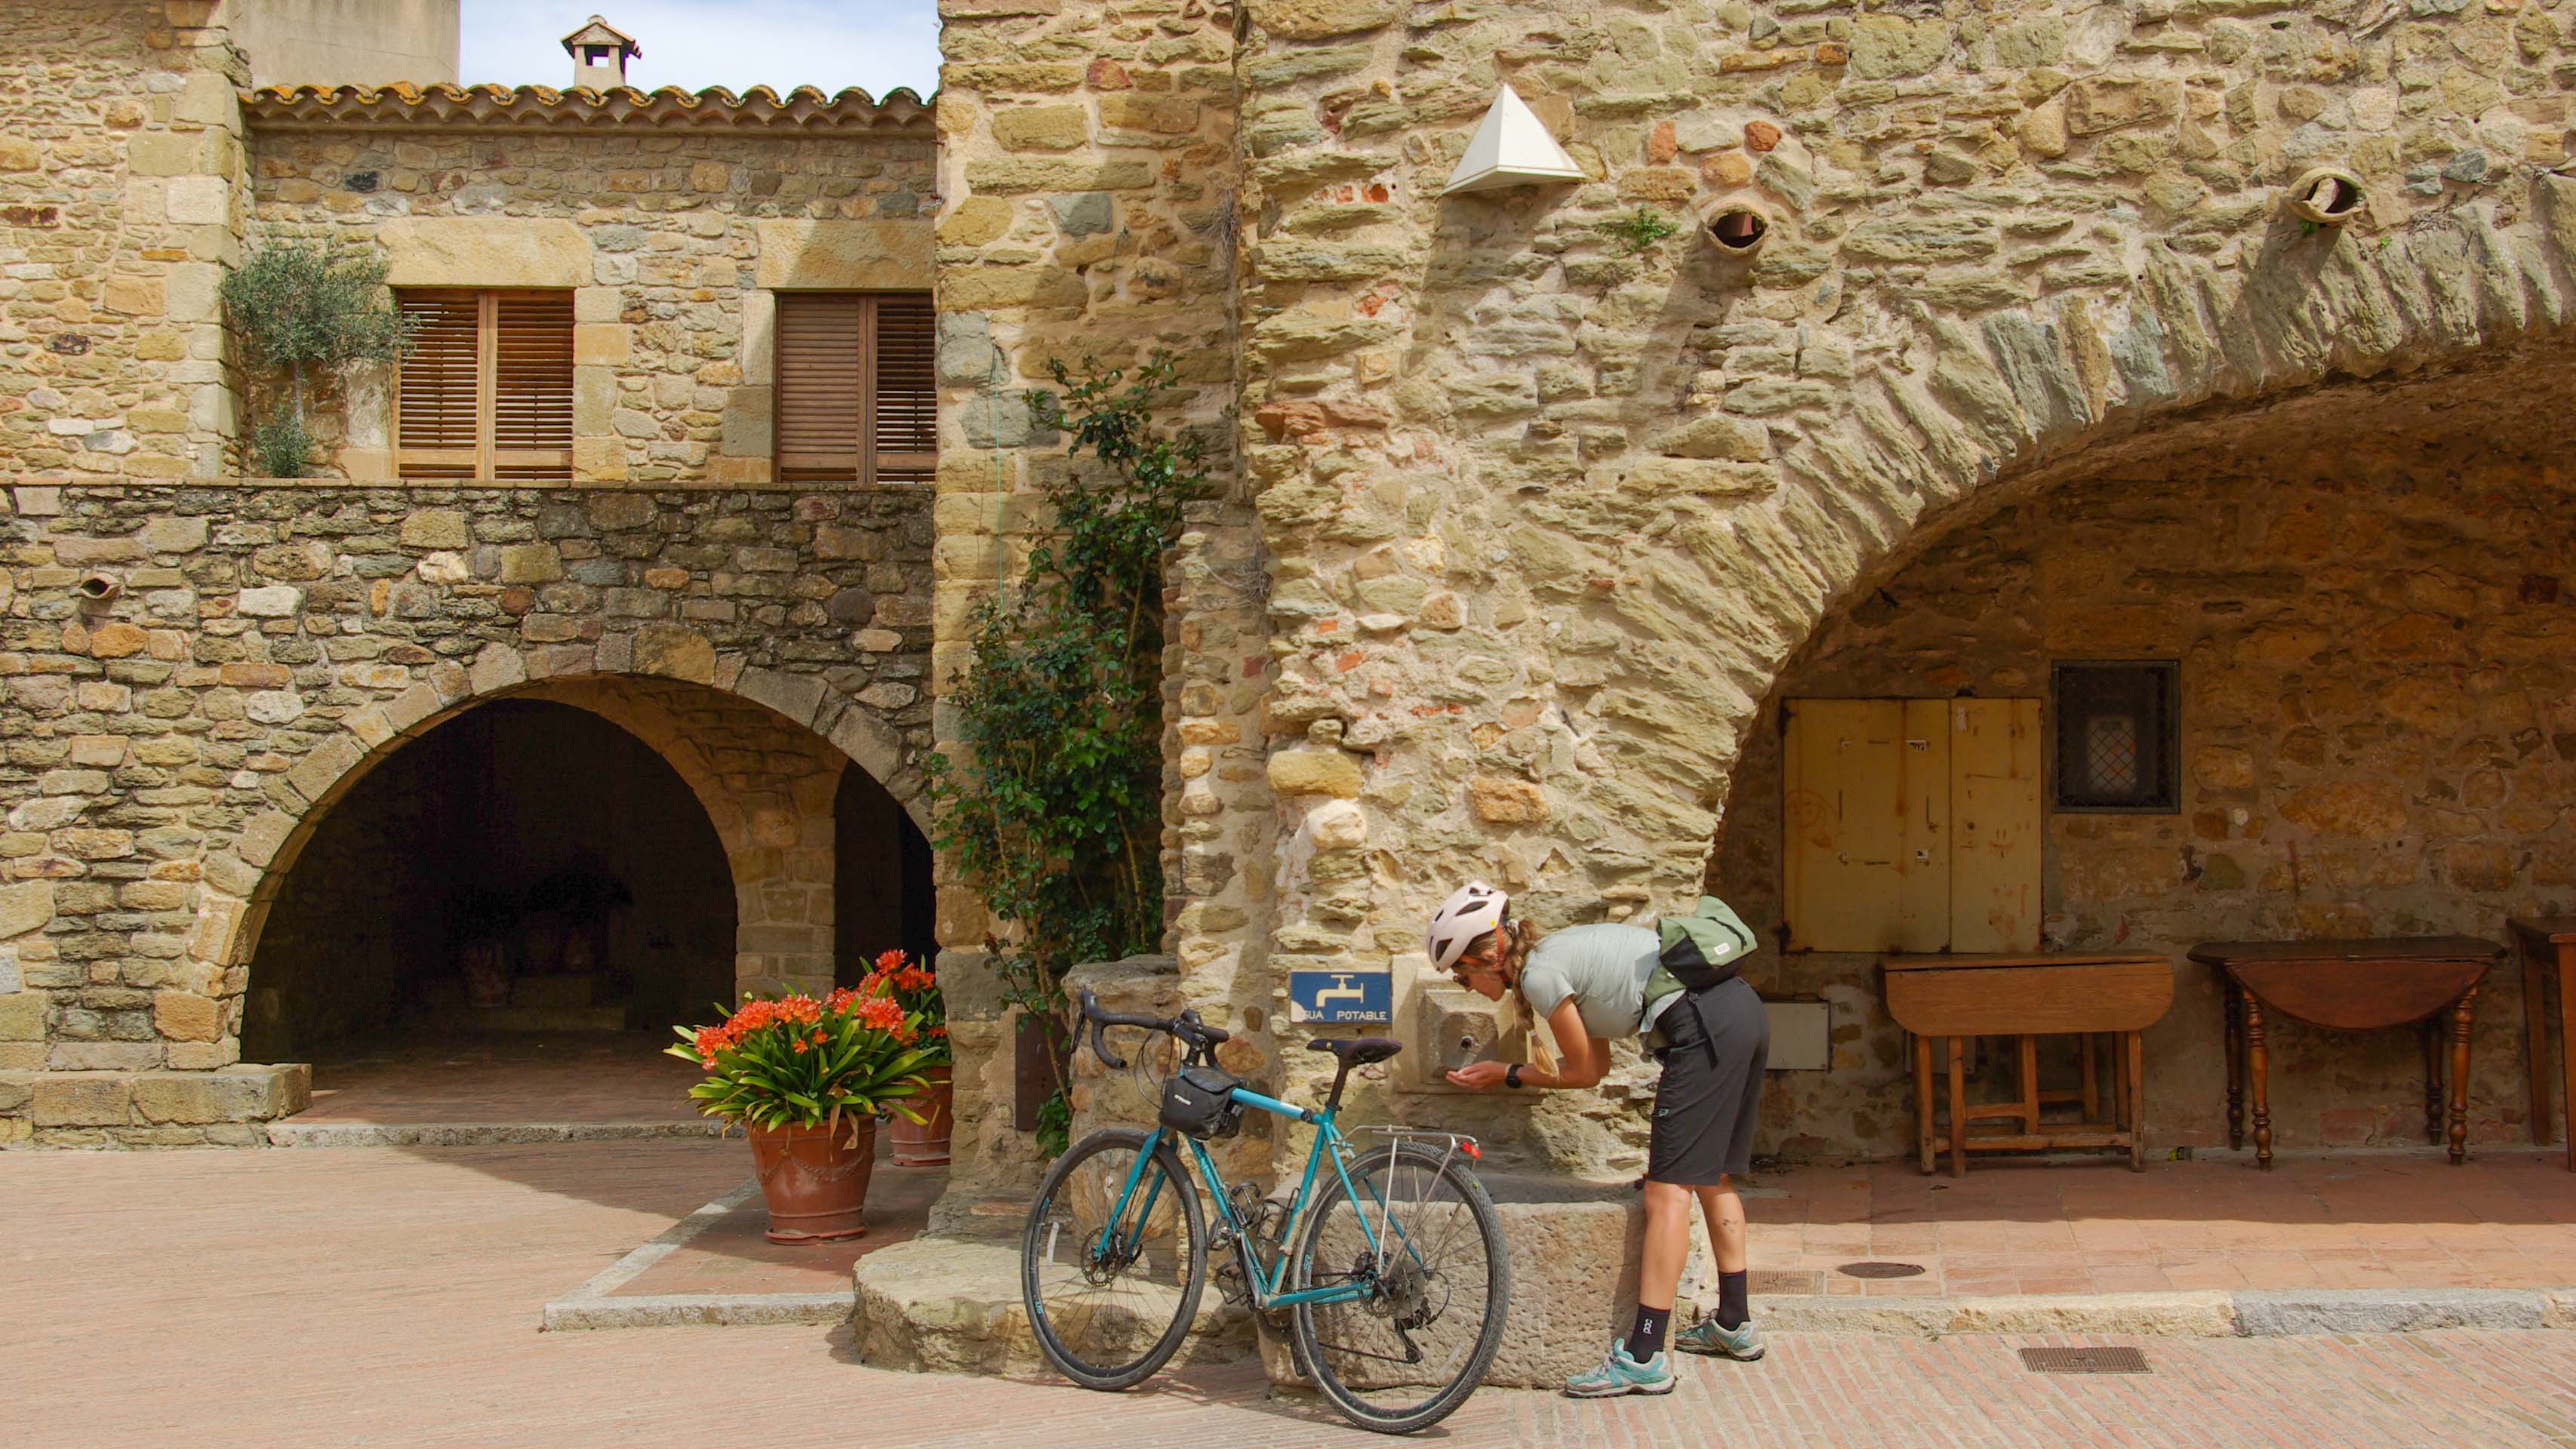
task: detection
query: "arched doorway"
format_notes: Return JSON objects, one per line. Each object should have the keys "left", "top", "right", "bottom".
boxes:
{"left": 833, "top": 763, "right": 936, "bottom": 989}
{"left": 243, "top": 699, "right": 737, "bottom": 1121}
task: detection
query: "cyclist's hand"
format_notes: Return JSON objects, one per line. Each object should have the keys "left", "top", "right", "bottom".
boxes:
{"left": 1445, "top": 1060, "right": 1510, "bottom": 1091}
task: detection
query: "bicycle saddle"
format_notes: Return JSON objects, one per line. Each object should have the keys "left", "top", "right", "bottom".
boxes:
{"left": 1307, "top": 1036, "right": 1402, "bottom": 1066}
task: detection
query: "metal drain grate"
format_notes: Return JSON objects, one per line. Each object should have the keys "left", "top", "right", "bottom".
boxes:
{"left": 1747, "top": 1269, "right": 1826, "bottom": 1295}
{"left": 1835, "top": 1260, "right": 1927, "bottom": 1279}
{"left": 2020, "top": 1346, "right": 2150, "bottom": 1374}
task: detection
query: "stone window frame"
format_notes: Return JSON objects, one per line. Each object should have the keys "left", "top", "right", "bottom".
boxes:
{"left": 2049, "top": 660, "right": 2183, "bottom": 815}
{"left": 771, "top": 291, "right": 937, "bottom": 487}
{"left": 393, "top": 288, "right": 577, "bottom": 481}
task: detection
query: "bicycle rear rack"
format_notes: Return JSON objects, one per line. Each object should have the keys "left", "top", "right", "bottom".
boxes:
{"left": 1338, "top": 1127, "right": 1483, "bottom": 1274}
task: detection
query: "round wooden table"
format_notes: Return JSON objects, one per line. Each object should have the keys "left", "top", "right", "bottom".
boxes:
{"left": 2189, "top": 937, "right": 2503, "bottom": 1170}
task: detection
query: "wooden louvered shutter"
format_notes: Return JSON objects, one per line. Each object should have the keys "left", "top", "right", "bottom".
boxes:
{"left": 775, "top": 293, "right": 937, "bottom": 485}
{"left": 393, "top": 289, "right": 572, "bottom": 480}
{"left": 776, "top": 294, "right": 864, "bottom": 483}
{"left": 395, "top": 291, "right": 482, "bottom": 478}
{"left": 869, "top": 295, "right": 937, "bottom": 486}
{"left": 491, "top": 291, "right": 572, "bottom": 481}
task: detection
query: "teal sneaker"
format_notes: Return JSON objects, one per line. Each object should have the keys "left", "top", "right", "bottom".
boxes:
{"left": 1675, "top": 1313, "right": 1765, "bottom": 1361}
{"left": 1562, "top": 1341, "right": 1676, "bottom": 1398}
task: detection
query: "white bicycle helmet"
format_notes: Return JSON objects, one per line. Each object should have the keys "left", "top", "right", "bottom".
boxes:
{"left": 1426, "top": 881, "right": 1509, "bottom": 972}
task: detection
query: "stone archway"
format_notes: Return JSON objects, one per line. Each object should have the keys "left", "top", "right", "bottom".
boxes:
{"left": 1703, "top": 340, "right": 2576, "bottom": 1161}
{"left": 1379, "top": 187, "right": 2576, "bottom": 933}
{"left": 239, "top": 697, "right": 740, "bottom": 1063}
{"left": 193, "top": 653, "right": 930, "bottom": 1075}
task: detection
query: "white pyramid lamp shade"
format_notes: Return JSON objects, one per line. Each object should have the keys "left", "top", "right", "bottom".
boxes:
{"left": 1441, "top": 84, "right": 1587, "bottom": 195}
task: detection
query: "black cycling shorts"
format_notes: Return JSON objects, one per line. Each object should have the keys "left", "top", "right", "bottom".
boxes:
{"left": 1645, "top": 976, "right": 1769, "bottom": 1185}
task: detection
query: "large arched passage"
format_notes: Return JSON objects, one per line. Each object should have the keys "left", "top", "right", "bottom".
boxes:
{"left": 224, "top": 670, "right": 936, "bottom": 1125}
{"left": 1709, "top": 345, "right": 2576, "bottom": 1162}
{"left": 242, "top": 700, "right": 737, "bottom": 1061}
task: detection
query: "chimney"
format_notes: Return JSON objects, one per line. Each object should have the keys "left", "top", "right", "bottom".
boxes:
{"left": 561, "top": 14, "right": 640, "bottom": 90}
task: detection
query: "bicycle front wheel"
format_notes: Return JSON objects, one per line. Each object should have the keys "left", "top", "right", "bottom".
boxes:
{"left": 1021, "top": 1127, "right": 1206, "bottom": 1390}
{"left": 1291, "top": 1139, "right": 1510, "bottom": 1434}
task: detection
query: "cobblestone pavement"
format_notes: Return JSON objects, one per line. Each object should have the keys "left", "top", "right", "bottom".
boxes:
{"left": 11, "top": 1141, "right": 2576, "bottom": 1448}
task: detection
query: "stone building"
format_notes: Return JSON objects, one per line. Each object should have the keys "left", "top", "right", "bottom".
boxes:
{"left": 10, "top": 0, "right": 2576, "bottom": 1195}
{"left": 0, "top": 1, "right": 941, "bottom": 1143}
{"left": 932, "top": 0, "right": 2576, "bottom": 1198}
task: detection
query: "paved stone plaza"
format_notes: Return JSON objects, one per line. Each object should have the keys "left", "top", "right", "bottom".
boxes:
{"left": 9, "top": 1139, "right": 2576, "bottom": 1447}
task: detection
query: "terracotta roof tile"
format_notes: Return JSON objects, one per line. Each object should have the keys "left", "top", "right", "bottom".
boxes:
{"left": 242, "top": 82, "right": 932, "bottom": 134}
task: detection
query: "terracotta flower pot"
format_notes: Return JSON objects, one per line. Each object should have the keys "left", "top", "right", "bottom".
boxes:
{"left": 746, "top": 1116, "right": 876, "bottom": 1244}
{"left": 886, "top": 1065, "right": 953, "bottom": 1166}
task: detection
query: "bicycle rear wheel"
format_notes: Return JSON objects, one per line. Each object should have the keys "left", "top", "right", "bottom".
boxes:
{"left": 1290, "top": 1139, "right": 1510, "bottom": 1434}
{"left": 1021, "top": 1127, "right": 1206, "bottom": 1390}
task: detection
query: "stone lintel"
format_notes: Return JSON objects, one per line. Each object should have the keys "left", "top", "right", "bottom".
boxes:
{"left": 754, "top": 219, "right": 934, "bottom": 291}
{"left": 377, "top": 217, "right": 593, "bottom": 288}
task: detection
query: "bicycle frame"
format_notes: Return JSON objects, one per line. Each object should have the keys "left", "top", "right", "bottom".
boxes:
{"left": 1094, "top": 1085, "right": 1388, "bottom": 1310}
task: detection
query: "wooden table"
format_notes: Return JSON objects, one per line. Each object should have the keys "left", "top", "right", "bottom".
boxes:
{"left": 2510, "top": 917, "right": 2576, "bottom": 1169}
{"left": 1882, "top": 952, "right": 2174, "bottom": 1177}
{"left": 2190, "top": 937, "right": 2503, "bottom": 1170}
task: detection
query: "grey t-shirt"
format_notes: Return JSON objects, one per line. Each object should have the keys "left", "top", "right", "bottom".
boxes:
{"left": 1516, "top": 922, "right": 1674, "bottom": 1042}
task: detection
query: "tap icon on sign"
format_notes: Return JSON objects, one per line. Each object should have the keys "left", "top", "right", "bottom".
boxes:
{"left": 1314, "top": 974, "right": 1365, "bottom": 1011}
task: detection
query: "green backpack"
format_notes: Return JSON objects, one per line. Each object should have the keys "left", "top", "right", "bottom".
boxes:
{"left": 1642, "top": 895, "right": 1758, "bottom": 1021}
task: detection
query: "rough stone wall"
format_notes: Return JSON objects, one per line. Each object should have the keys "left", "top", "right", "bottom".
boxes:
{"left": 0, "top": 476, "right": 933, "bottom": 1145}
{"left": 246, "top": 122, "right": 936, "bottom": 484}
{"left": 1716, "top": 419, "right": 2576, "bottom": 1159}
{"left": 1194, "top": 0, "right": 2576, "bottom": 1172}
{"left": 2, "top": 0, "right": 247, "bottom": 480}
{"left": 931, "top": 0, "right": 1255, "bottom": 1201}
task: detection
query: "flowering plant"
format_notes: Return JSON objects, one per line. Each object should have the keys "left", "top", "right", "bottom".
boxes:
{"left": 665, "top": 986, "right": 938, "bottom": 1133}
{"left": 856, "top": 949, "right": 948, "bottom": 1068}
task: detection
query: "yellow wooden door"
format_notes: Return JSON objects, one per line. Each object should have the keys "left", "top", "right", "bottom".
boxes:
{"left": 1950, "top": 698, "right": 2042, "bottom": 952}
{"left": 1783, "top": 700, "right": 1948, "bottom": 952}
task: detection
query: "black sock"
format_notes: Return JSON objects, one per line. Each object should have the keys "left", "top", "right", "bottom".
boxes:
{"left": 1716, "top": 1271, "right": 1750, "bottom": 1331}
{"left": 1626, "top": 1303, "right": 1668, "bottom": 1361}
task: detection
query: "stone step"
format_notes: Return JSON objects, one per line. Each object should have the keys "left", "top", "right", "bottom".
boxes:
{"left": 269, "top": 1119, "right": 723, "bottom": 1148}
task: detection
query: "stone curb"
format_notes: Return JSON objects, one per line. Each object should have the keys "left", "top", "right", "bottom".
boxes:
{"left": 268, "top": 1120, "right": 725, "bottom": 1148}
{"left": 541, "top": 1291, "right": 852, "bottom": 1331}
{"left": 2231, "top": 1287, "right": 2549, "bottom": 1337}
{"left": 1765, "top": 1287, "right": 2576, "bottom": 1339}
{"left": 540, "top": 1177, "right": 793, "bottom": 1332}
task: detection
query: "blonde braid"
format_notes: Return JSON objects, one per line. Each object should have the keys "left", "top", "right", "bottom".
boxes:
{"left": 1496, "top": 918, "right": 1557, "bottom": 1074}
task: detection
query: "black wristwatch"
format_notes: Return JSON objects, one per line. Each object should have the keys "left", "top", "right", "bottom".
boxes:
{"left": 1504, "top": 1064, "right": 1525, "bottom": 1090}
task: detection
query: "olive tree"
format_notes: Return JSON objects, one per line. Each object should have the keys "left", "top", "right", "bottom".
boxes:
{"left": 219, "top": 239, "right": 414, "bottom": 478}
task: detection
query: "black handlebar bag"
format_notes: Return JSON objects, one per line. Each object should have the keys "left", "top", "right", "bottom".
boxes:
{"left": 1159, "top": 1065, "right": 1245, "bottom": 1139}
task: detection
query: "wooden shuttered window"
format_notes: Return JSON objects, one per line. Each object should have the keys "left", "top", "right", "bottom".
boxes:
{"left": 775, "top": 293, "right": 937, "bottom": 486}
{"left": 395, "top": 290, "right": 574, "bottom": 481}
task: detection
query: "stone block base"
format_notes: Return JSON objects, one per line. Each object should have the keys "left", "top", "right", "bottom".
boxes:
{"left": 851, "top": 1235, "right": 1251, "bottom": 1376}
{"left": 0, "top": 1063, "right": 312, "bottom": 1147}
{"left": 845, "top": 1173, "right": 1687, "bottom": 1391}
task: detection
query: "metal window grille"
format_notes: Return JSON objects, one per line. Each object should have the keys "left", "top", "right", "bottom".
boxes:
{"left": 2051, "top": 661, "right": 2179, "bottom": 813}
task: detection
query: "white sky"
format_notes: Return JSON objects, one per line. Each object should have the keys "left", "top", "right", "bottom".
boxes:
{"left": 460, "top": 1, "right": 940, "bottom": 100}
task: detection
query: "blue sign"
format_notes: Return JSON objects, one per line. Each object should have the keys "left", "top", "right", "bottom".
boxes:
{"left": 1288, "top": 970, "right": 1392, "bottom": 1025}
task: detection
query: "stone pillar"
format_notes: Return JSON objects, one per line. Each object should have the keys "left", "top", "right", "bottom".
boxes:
{"left": 0, "top": 2, "right": 248, "bottom": 481}
{"left": 931, "top": 0, "right": 1249, "bottom": 1201}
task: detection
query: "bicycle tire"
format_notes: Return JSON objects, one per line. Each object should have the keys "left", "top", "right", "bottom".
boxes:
{"left": 1020, "top": 1127, "right": 1207, "bottom": 1391}
{"left": 1289, "top": 1140, "right": 1510, "bottom": 1434}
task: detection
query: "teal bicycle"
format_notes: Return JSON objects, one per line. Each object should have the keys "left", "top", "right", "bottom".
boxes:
{"left": 1020, "top": 989, "right": 1510, "bottom": 1434}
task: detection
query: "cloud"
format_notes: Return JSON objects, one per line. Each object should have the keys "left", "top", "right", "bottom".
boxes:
{"left": 462, "top": 0, "right": 939, "bottom": 98}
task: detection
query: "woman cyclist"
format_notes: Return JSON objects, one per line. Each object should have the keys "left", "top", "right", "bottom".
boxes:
{"left": 1427, "top": 881, "right": 1769, "bottom": 1397}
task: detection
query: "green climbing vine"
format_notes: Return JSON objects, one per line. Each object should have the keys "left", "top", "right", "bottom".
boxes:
{"left": 925, "top": 351, "right": 1208, "bottom": 1153}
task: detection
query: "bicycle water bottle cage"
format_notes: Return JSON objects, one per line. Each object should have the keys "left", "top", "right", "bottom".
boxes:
{"left": 1159, "top": 1064, "right": 1245, "bottom": 1139}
